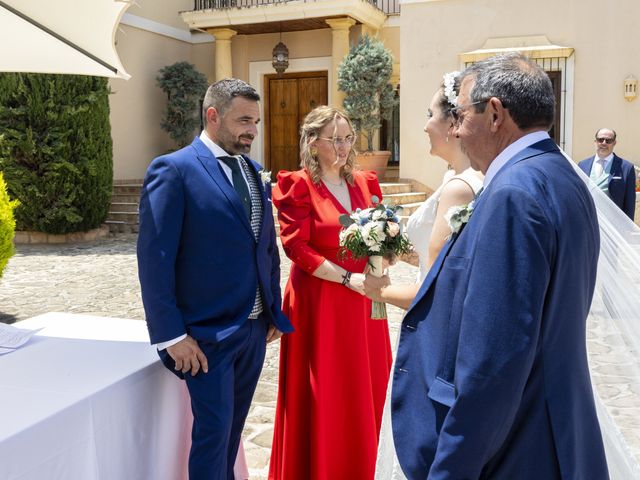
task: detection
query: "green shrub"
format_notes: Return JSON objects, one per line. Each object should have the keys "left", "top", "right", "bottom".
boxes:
{"left": 0, "top": 172, "right": 18, "bottom": 277}
{"left": 156, "top": 62, "right": 209, "bottom": 148}
{"left": 0, "top": 73, "right": 113, "bottom": 234}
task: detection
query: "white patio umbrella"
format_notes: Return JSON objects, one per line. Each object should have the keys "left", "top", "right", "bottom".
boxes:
{"left": 0, "top": 0, "right": 130, "bottom": 79}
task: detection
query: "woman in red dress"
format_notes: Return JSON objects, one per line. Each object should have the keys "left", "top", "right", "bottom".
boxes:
{"left": 268, "top": 106, "right": 392, "bottom": 479}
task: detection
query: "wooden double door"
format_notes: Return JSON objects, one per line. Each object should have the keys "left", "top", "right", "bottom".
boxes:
{"left": 264, "top": 71, "right": 328, "bottom": 174}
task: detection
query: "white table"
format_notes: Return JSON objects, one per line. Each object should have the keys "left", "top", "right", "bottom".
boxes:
{"left": 0, "top": 313, "right": 191, "bottom": 480}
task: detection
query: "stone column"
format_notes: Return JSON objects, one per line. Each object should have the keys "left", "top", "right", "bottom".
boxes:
{"left": 325, "top": 17, "right": 356, "bottom": 108}
{"left": 207, "top": 28, "right": 237, "bottom": 80}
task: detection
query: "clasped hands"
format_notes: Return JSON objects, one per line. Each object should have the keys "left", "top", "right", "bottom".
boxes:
{"left": 360, "top": 254, "right": 395, "bottom": 301}
{"left": 167, "top": 325, "right": 282, "bottom": 376}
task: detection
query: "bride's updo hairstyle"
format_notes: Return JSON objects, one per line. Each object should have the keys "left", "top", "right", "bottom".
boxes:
{"left": 299, "top": 106, "right": 356, "bottom": 185}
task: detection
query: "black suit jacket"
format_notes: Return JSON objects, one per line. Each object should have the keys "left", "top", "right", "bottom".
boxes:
{"left": 579, "top": 154, "right": 636, "bottom": 220}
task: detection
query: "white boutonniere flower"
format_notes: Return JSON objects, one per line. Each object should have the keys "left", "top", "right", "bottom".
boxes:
{"left": 260, "top": 170, "right": 272, "bottom": 186}
{"left": 444, "top": 199, "right": 475, "bottom": 237}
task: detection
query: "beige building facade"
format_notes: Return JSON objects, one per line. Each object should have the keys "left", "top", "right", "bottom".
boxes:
{"left": 109, "top": 0, "right": 639, "bottom": 191}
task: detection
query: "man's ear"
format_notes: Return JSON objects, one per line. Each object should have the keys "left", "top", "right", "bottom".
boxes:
{"left": 205, "top": 107, "right": 220, "bottom": 126}
{"left": 488, "top": 97, "right": 507, "bottom": 132}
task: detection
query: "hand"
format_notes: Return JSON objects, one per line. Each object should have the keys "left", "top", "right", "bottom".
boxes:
{"left": 166, "top": 335, "right": 208, "bottom": 376}
{"left": 266, "top": 325, "right": 283, "bottom": 343}
{"left": 382, "top": 252, "right": 398, "bottom": 270}
{"left": 363, "top": 273, "right": 391, "bottom": 302}
{"left": 347, "top": 272, "right": 366, "bottom": 295}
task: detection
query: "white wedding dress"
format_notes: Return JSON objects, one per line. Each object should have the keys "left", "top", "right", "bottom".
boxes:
{"left": 375, "top": 169, "right": 483, "bottom": 479}
{"left": 374, "top": 158, "right": 640, "bottom": 479}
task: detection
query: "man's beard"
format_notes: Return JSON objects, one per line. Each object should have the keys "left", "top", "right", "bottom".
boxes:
{"left": 218, "top": 132, "right": 254, "bottom": 155}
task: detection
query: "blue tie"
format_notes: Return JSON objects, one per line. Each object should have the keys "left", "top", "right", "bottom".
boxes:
{"left": 218, "top": 156, "right": 252, "bottom": 220}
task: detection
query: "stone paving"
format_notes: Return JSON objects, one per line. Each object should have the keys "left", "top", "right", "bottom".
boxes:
{"left": 1, "top": 234, "right": 639, "bottom": 478}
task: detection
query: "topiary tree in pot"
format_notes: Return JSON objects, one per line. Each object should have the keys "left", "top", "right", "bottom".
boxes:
{"left": 337, "top": 35, "right": 398, "bottom": 178}
{"left": 0, "top": 172, "right": 18, "bottom": 278}
{"left": 156, "top": 62, "right": 208, "bottom": 149}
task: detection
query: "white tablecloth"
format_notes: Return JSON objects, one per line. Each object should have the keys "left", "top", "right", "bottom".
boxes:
{"left": 0, "top": 312, "right": 192, "bottom": 480}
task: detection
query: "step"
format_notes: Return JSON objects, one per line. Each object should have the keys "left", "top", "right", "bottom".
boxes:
{"left": 111, "top": 193, "right": 141, "bottom": 204}
{"left": 113, "top": 184, "right": 143, "bottom": 195}
{"left": 397, "top": 201, "right": 424, "bottom": 216}
{"left": 110, "top": 202, "right": 139, "bottom": 213}
{"left": 382, "top": 192, "right": 429, "bottom": 206}
{"left": 106, "top": 211, "right": 140, "bottom": 224}
{"left": 105, "top": 220, "right": 139, "bottom": 234}
{"left": 380, "top": 182, "right": 413, "bottom": 195}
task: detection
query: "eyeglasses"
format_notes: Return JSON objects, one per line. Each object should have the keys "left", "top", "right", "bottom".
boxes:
{"left": 595, "top": 137, "right": 615, "bottom": 145}
{"left": 449, "top": 99, "right": 490, "bottom": 126}
{"left": 318, "top": 135, "right": 356, "bottom": 147}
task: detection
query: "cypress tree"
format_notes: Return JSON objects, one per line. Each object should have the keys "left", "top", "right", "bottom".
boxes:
{"left": 0, "top": 73, "right": 113, "bottom": 234}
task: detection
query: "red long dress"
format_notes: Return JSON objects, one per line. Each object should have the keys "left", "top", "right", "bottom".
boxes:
{"left": 268, "top": 169, "right": 392, "bottom": 480}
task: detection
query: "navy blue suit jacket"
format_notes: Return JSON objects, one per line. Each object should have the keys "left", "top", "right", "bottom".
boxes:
{"left": 137, "top": 136, "right": 293, "bottom": 345}
{"left": 392, "top": 139, "right": 608, "bottom": 479}
{"left": 578, "top": 154, "right": 636, "bottom": 220}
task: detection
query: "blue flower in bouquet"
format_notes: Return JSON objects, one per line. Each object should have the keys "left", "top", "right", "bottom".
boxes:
{"left": 338, "top": 196, "right": 412, "bottom": 261}
{"left": 337, "top": 195, "right": 412, "bottom": 319}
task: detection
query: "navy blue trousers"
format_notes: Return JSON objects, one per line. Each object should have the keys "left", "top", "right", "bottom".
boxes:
{"left": 160, "top": 316, "right": 267, "bottom": 480}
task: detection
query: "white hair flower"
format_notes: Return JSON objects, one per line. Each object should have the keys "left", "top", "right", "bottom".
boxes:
{"left": 443, "top": 71, "right": 460, "bottom": 108}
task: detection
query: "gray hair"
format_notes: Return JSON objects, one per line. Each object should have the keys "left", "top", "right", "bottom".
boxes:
{"left": 202, "top": 78, "right": 260, "bottom": 123}
{"left": 459, "top": 53, "right": 555, "bottom": 131}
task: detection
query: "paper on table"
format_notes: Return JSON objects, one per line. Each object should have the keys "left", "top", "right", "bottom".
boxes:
{"left": 0, "top": 322, "right": 42, "bottom": 352}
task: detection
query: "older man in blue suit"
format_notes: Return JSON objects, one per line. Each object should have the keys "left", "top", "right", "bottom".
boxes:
{"left": 389, "top": 54, "right": 608, "bottom": 479}
{"left": 579, "top": 128, "right": 636, "bottom": 220}
{"left": 137, "top": 78, "right": 293, "bottom": 480}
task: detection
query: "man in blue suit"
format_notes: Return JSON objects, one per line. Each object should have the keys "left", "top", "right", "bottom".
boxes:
{"left": 389, "top": 54, "right": 608, "bottom": 478}
{"left": 137, "top": 78, "right": 293, "bottom": 479}
{"left": 578, "top": 128, "right": 636, "bottom": 220}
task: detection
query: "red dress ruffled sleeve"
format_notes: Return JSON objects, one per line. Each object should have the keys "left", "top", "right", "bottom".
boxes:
{"left": 272, "top": 170, "right": 326, "bottom": 274}
{"left": 354, "top": 170, "right": 383, "bottom": 205}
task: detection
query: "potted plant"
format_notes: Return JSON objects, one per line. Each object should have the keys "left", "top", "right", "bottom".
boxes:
{"left": 337, "top": 35, "right": 398, "bottom": 180}
{"left": 156, "top": 62, "right": 208, "bottom": 149}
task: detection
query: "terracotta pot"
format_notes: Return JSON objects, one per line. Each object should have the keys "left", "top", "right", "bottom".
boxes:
{"left": 355, "top": 151, "right": 391, "bottom": 181}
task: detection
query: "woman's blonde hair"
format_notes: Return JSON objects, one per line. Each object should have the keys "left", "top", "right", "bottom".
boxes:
{"left": 299, "top": 106, "right": 356, "bottom": 184}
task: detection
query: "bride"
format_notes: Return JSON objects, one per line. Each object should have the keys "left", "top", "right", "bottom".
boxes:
{"left": 371, "top": 74, "right": 640, "bottom": 479}
{"left": 365, "top": 72, "right": 482, "bottom": 311}
{"left": 368, "top": 71, "right": 482, "bottom": 478}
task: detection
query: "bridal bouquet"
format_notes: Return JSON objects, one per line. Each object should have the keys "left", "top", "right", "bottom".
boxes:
{"left": 338, "top": 196, "right": 412, "bottom": 319}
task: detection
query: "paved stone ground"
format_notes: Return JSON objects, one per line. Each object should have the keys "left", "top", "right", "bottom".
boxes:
{"left": 1, "top": 234, "right": 639, "bottom": 478}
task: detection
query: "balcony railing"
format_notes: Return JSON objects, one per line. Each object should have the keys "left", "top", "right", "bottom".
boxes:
{"left": 192, "top": 0, "right": 400, "bottom": 15}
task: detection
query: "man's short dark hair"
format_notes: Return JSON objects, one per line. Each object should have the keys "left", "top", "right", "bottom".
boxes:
{"left": 459, "top": 53, "right": 555, "bottom": 131}
{"left": 202, "top": 78, "right": 260, "bottom": 123}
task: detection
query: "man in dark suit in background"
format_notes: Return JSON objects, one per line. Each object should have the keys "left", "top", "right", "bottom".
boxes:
{"left": 579, "top": 128, "right": 636, "bottom": 220}
{"left": 137, "top": 78, "right": 293, "bottom": 479}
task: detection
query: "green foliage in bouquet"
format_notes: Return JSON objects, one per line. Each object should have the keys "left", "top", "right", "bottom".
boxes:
{"left": 0, "top": 73, "right": 113, "bottom": 234}
{"left": 337, "top": 35, "right": 398, "bottom": 152}
{"left": 338, "top": 201, "right": 412, "bottom": 263}
{"left": 156, "top": 62, "right": 208, "bottom": 148}
{"left": 0, "top": 172, "right": 18, "bottom": 278}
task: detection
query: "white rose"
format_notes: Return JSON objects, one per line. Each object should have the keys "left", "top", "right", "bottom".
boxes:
{"left": 373, "top": 221, "right": 386, "bottom": 242}
{"left": 362, "top": 223, "right": 379, "bottom": 248}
